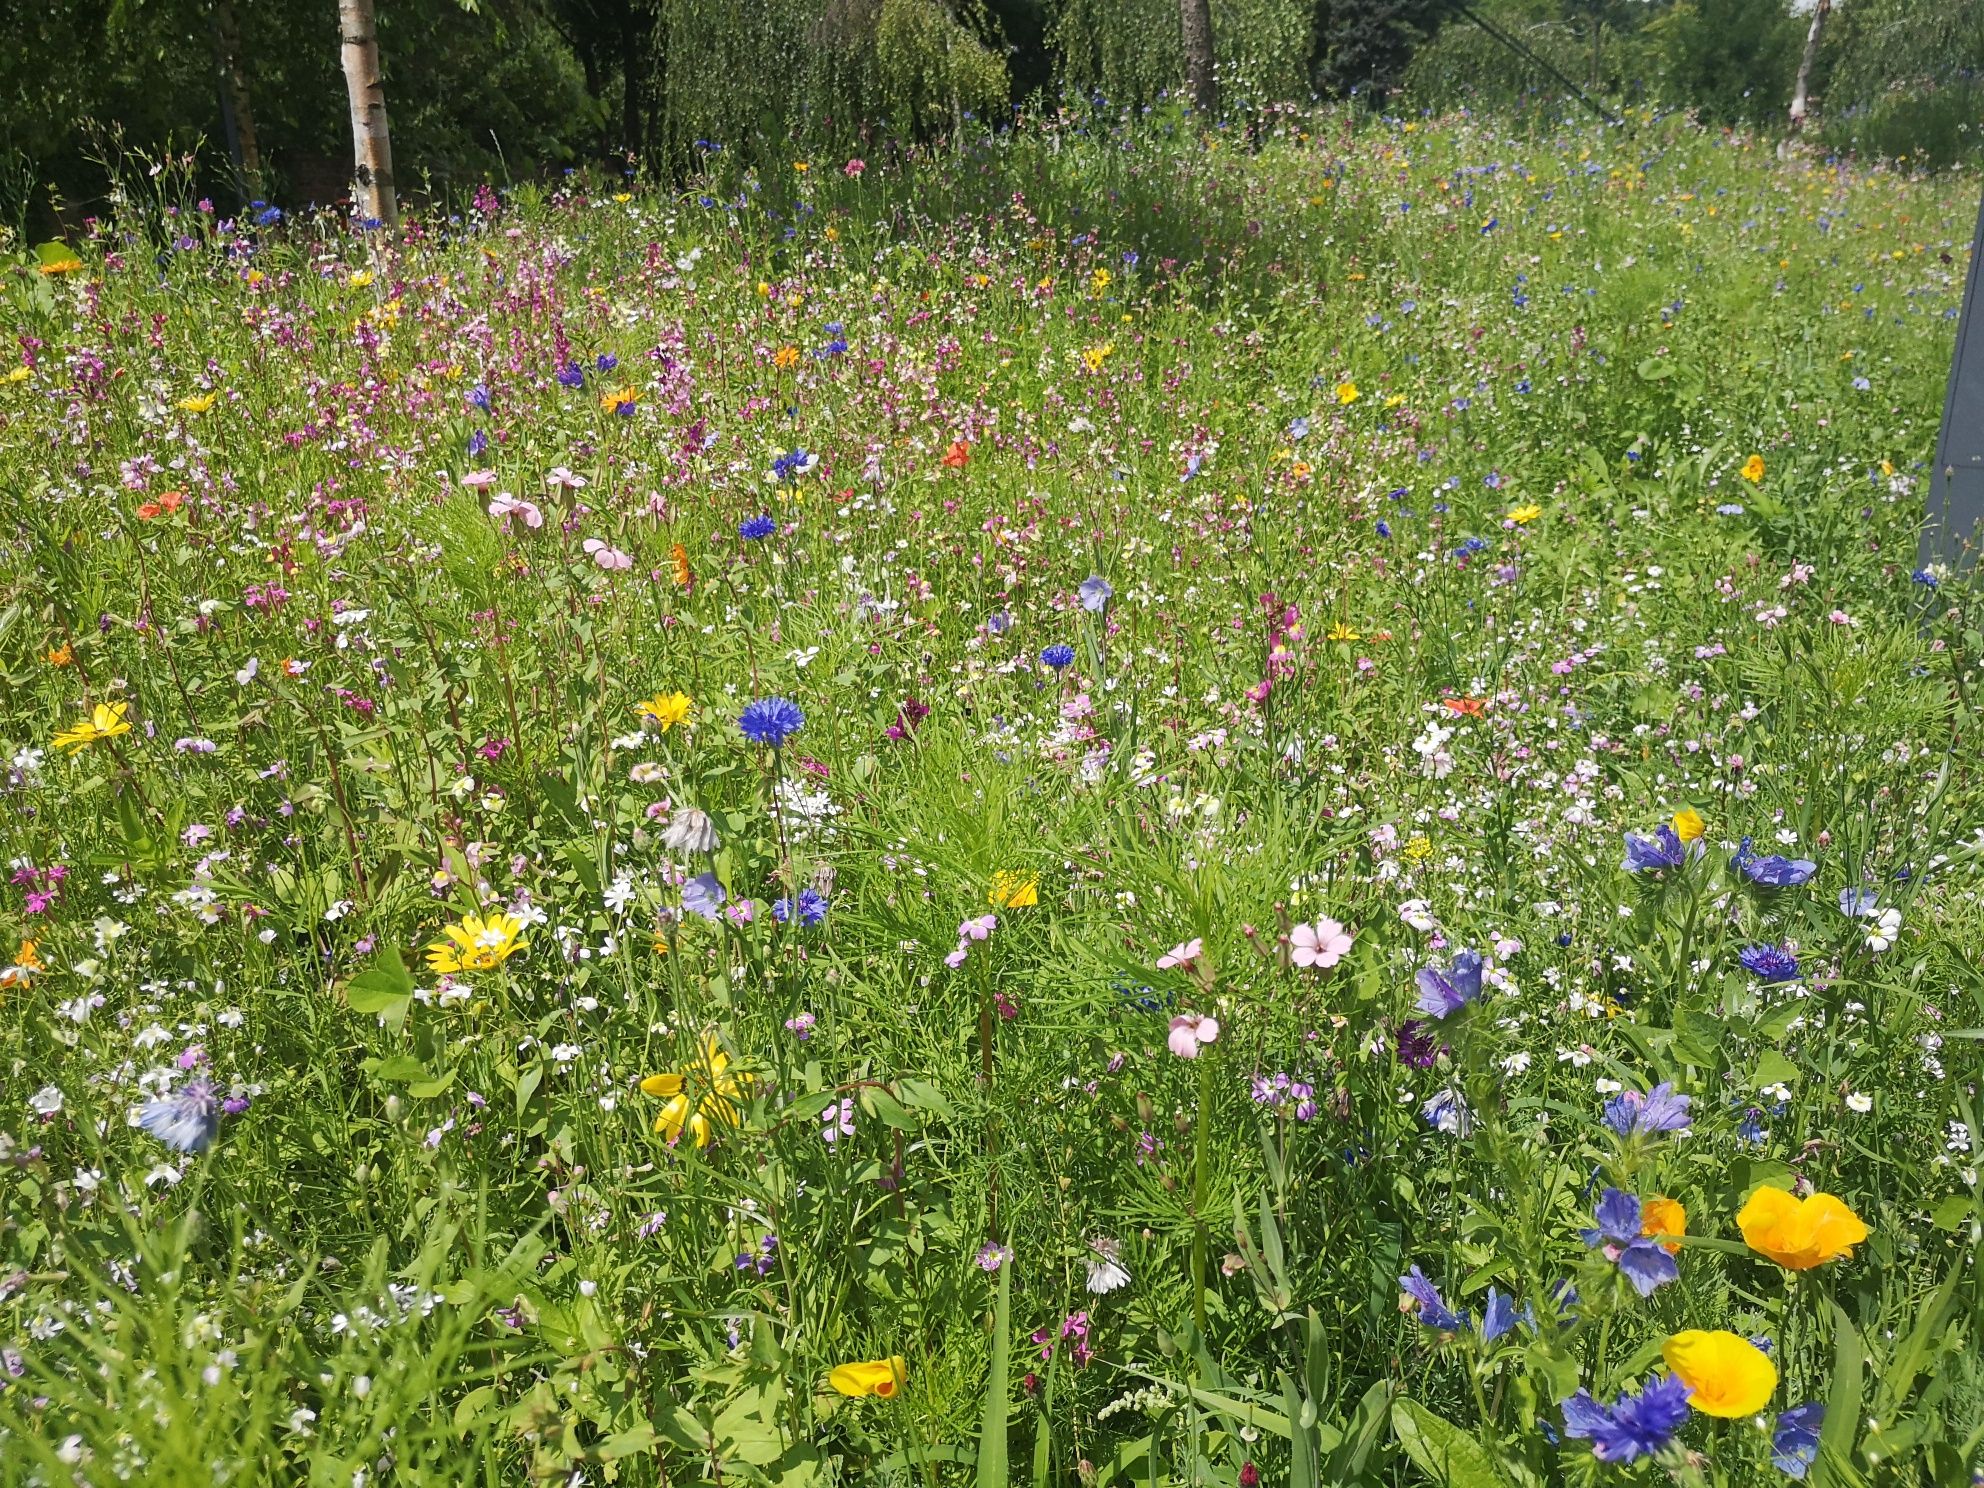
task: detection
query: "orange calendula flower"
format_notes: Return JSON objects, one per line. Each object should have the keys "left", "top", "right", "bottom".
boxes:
{"left": 1441, "top": 697, "right": 1485, "bottom": 717}
{"left": 1671, "top": 808, "right": 1705, "bottom": 843}
{"left": 640, "top": 1031, "right": 753, "bottom": 1148}
{"left": 829, "top": 1357, "right": 905, "bottom": 1398}
{"left": 52, "top": 701, "right": 133, "bottom": 754}
{"left": 1736, "top": 1186, "right": 1869, "bottom": 1270}
{"left": 1740, "top": 454, "right": 1766, "bottom": 483}
{"left": 988, "top": 871, "right": 1038, "bottom": 909}
{"left": 1641, "top": 1196, "right": 1687, "bottom": 1255}
{"left": 773, "top": 345, "right": 801, "bottom": 370}
{"left": 1663, "top": 1330, "right": 1777, "bottom": 1418}
{"left": 424, "top": 912, "right": 527, "bottom": 975}
{"left": 39, "top": 256, "right": 84, "bottom": 276}
{"left": 941, "top": 440, "right": 971, "bottom": 469}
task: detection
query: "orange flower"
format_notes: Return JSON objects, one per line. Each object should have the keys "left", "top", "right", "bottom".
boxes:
{"left": 1737, "top": 1186, "right": 1868, "bottom": 1270}
{"left": 1441, "top": 697, "right": 1485, "bottom": 716}
{"left": 1641, "top": 1196, "right": 1687, "bottom": 1255}
{"left": 941, "top": 440, "right": 971, "bottom": 469}
{"left": 670, "top": 542, "right": 693, "bottom": 589}
{"left": 1740, "top": 454, "right": 1766, "bottom": 483}
{"left": 45, "top": 643, "right": 73, "bottom": 667}
{"left": 773, "top": 345, "right": 801, "bottom": 370}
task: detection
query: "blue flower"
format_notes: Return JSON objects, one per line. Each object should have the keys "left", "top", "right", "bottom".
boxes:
{"left": 1414, "top": 949, "right": 1482, "bottom": 1019}
{"left": 467, "top": 384, "right": 492, "bottom": 413}
{"left": 1912, "top": 568, "right": 1938, "bottom": 589}
{"left": 1479, "top": 1287, "right": 1520, "bottom": 1343}
{"left": 681, "top": 872, "right": 726, "bottom": 920}
{"left": 1399, "top": 1266, "right": 1465, "bottom": 1332}
{"left": 1602, "top": 1081, "right": 1692, "bottom": 1138}
{"left": 1773, "top": 1404, "right": 1823, "bottom": 1479}
{"left": 1732, "top": 837, "right": 1817, "bottom": 888}
{"left": 1717, "top": 503, "right": 1746, "bottom": 515}
{"left": 1839, "top": 887, "right": 1878, "bottom": 917}
{"left": 739, "top": 514, "right": 777, "bottom": 541}
{"left": 1580, "top": 1189, "right": 1679, "bottom": 1297}
{"left": 1078, "top": 575, "right": 1114, "bottom": 613}
{"left": 595, "top": 353, "right": 618, "bottom": 373}
{"left": 1455, "top": 536, "right": 1489, "bottom": 558}
{"left": 138, "top": 1078, "right": 221, "bottom": 1153}
{"left": 1621, "top": 824, "right": 1687, "bottom": 874}
{"left": 1561, "top": 1374, "right": 1691, "bottom": 1464}
{"left": 772, "top": 888, "right": 828, "bottom": 926}
{"left": 1040, "top": 644, "right": 1076, "bottom": 669}
{"left": 1375, "top": 519, "right": 1392, "bottom": 538}
{"left": 555, "top": 361, "right": 586, "bottom": 390}
{"left": 468, "top": 428, "right": 488, "bottom": 457}
{"left": 1739, "top": 943, "right": 1800, "bottom": 983}
{"left": 1287, "top": 416, "right": 1310, "bottom": 440}
{"left": 738, "top": 697, "right": 804, "bottom": 748}
{"left": 986, "top": 611, "right": 1011, "bottom": 635}
{"left": 771, "top": 448, "right": 814, "bottom": 482}
{"left": 254, "top": 206, "right": 283, "bottom": 227}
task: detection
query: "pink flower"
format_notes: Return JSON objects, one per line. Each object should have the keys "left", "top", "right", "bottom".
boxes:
{"left": 1290, "top": 917, "right": 1353, "bottom": 969}
{"left": 1156, "top": 937, "right": 1202, "bottom": 971}
{"left": 844, "top": 158, "right": 866, "bottom": 178}
{"left": 489, "top": 493, "right": 543, "bottom": 529}
{"left": 1167, "top": 1012, "right": 1219, "bottom": 1059}
{"left": 959, "top": 914, "right": 998, "bottom": 941}
{"left": 583, "top": 538, "right": 633, "bottom": 570}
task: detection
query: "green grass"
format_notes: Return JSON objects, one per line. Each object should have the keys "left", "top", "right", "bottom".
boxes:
{"left": 0, "top": 106, "right": 1982, "bottom": 1485}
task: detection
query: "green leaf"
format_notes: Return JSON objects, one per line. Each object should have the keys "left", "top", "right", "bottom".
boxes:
{"left": 976, "top": 1263, "right": 1011, "bottom": 1488}
{"left": 367, "top": 1055, "right": 429, "bottom": 1083}
{"left": 1818, "top": 1302, "right": 1864, "bottom": 1479}
{"left": 1392, "top": 1398, "right": 1510, "bottom": 1488}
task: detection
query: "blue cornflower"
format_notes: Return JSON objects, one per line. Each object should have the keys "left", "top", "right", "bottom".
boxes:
{"left": 1912, "top": 568, "right": 1939, "bottom": 589}
{"left": 1040, "top": 644, "right": 1076, "bottom": 669}
{"left": 773, "top": 887, "right": 828, "bottom": 926}
{"left": 739, "top": 514, "right": 777, "bottom": 541}
{"left": 1078, "top": 575, "right": 1113, "bottom": 613}
{"left": 1602, "top": 1081, "right": 1692, "bottom": 1138}
{"left": 771, "top": 448, "right": 815, "bottom": 482}
{"left": 1414, "top": 949, "right": 1482, "bottom": 1019}
{"left": 1739, "top": 943, "right": 1800, "bottom": 983}
{"left": 1399, "top": 1266, "right": 1465, "bottom": 1332}
{"left": 555, "top": 361, "right": 586, "bottom": 390}
{"left": 1621, "top": 824, "right": 1687, "bottom": 874}
{"left": 468, "top": 384, "right": 492, "bottom": 413}
{"left": 681, "top": 872, "right": 726, "bottom": 920}
{"left": 738, "top": 697, "right": 804, "bottom": 748}
{"left": 1376, "top": 519, "right": 1392, "bottom": 538}
{"left": 1581, "top": 1189, "right": 1679, "bottom": 1297}
{"left": 1732, "top": 837, "right": 1817, "bottom": 888}
{"left": 1561, "top": 1374, "right": 1691, "bottom": 1465}
{"left": 1773, "top": 1404, "right": 1823, "bottom": 1479}
{"left": 255, "top": 206, "right": 283, "bottom": 227}
{"left": 468, "top": 429, "right": 488, "bottom": 457}
{"left": 138, "top": 1078, "right": 221, "bottom": 1153}
{"left": 1456, "top": 536, "right": 1489, "bottom": 558}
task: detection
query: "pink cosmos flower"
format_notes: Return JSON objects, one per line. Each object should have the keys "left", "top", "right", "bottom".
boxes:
{"left": 1167, "top": 1012, "right": 1219, "bottom": 1059}
{"left": 1290, "top": 917, "right": 1353, "bottom": 969}
{"left": 1157, "top": 937, "right": 1202, "bottom": 971}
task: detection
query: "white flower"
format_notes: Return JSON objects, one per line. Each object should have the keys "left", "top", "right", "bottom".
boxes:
{"left": 1398, "top": 899, "right": 1436, "bottom": 932}
{"left": 28, "top": 1085, "right": 62, "bottom": 1116}
{"left": 1845, "top": 1092, "right": 1873, "bottom": 1113}
{"left": 603, "top": 876, "right": 635, "bottom": 913}
{"left": 1866, "top": 907, "right": 1901, "bottom": 953}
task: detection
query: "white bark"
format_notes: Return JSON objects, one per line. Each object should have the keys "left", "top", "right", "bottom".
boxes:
{"left": 1789, "top": 0, "right": 1831, "bottom": 133}
{"left": 338, "top": 0, "right": 398, "bottom": 227}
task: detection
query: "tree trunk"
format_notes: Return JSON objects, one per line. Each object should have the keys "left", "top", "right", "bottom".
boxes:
{"left": 1789, "top": 0, "right": 1831, "bottom": 133}
{"left": 619, "top": 0, "right": 643, "bottom": 162}
{"left": 212, "top": 0, "right": 263, "bottom": 200}
{"left": 338, "top": 0, "right": 397, "bottom": 227}
{"left": 1179, "top": 0, "right": 1217, "bottom": 117}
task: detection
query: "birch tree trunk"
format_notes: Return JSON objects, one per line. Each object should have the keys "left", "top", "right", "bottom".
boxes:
{"left": 213, "top": 0, "right": 263, "bottom": 199}
{"left": 1789, "top": 0, "right": 1831, "bottom": 133}
{"left": 1179, "top": 0, "right": 1218, "bottom": 117}
{"left": 338, "top": 0, "right": 398, "bottom": 227}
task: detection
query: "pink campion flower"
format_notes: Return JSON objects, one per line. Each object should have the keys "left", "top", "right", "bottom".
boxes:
{"left": 583, "top": 538, "right": 632, "bottom": 570}
{"left": 545, "top": 466, "right": 588, "bottom": 490}
{"left": 1167, "top": 1012, "right": 1219, "bottom": 1059}
{"left": 844, "top": 158, "right": 866, "bottom": 178}
{"left": 461, "top": 469, "right": 500, "bottom": 490}
{"left": 490, "top": 493, "right": 543, "bottom": 529}
{"left": 1289, "top": 917, "right": 1353, "bottom": 969}
{"left": 1156, "top": 937, "right": 1202, "bottom": 971}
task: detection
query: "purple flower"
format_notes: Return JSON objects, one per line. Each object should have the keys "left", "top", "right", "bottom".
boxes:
{"left": 1040, "top": 643, "right": 1076, "bottom": 669}
{"left": 738, "top": 697, "right": 804, "bottom": 748}
{"left": 1399, "top": 1266, "right": 1465, "bottom": 1332}
{"left": 137, "top": 1078, "right": 221, "bottom": 1153}
{"left": 1396, "top": 1019, "right": 1444, "bottom": 1068}
{"left": 1414, "top": 949, "right": 1482, "bottom": 1019}
{"left": 1561, "top": 1374, "right": 1691, "bottom": 1464}
{"left": 1078, "top": 575, "right": 1114, "bottom": 613}
{"left": 1733, "top": 837, "right": 1817, "bottom": 888}
{"left": 1739, "top": 943, "right": 1800, "bottom": 983}
{"left": 555, "top": 361, "right": 586, "bottom": 389}
{"left": 772, "top": 887, "right": 828, "bottom": 925}
{"left": 1773, "top": 1404, "right": 1823, "bottom": 1479}
{"left": 1580, "top": 1189, "right": 1679, "bottom": 1297}
{"left": 1621, "top": 824, "right": 1687, "bottom": 874}
{"left": 739, "top": 514, "right": 777, "bottom": 541}
{"left": 681, "top": 872, "right": 726, "bottom": 920}
{"left": 1602, "top": 1081, "right": 1692, "bottom": 1138}
{"left": 1479, "top": 1287, "right": 1519, "bottom": 1343}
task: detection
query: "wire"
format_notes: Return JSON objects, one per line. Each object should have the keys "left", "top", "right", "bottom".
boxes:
{"left": 1448, "top": 0, "right": 1625, "bottom": 129}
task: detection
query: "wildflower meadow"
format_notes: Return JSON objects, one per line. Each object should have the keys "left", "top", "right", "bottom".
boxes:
{"left": 3, "top": 108, "right": 1984, "bottom": 1487}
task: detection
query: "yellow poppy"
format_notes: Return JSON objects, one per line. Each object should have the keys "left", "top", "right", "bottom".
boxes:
{"left": 640, "top": 1031, "right": 753, "bottom": 1148}
{"left": 1334, "top": 380, "right": 1359, "bottom": 405}
{"left": 1740, "top": 454, "right": 1766, "bottom": 483}
{"left": 1663, "top": 1330, "right": 1777, "bottom": 1418}
{"left": 638, "top": 692, "right": 693, "bottom": 731}
{"left": 1736, "top": 1186, "right": 1868, "bottom": 1270}
{"left": 1641, "top": 1196, "right": 1686, "bottom": 1255}
{"left": 829, "top": 1357, "right": 905, "bottom": 1398}
{"left": 1671, "top": 808, "right": 1705, "bottom": 844}
{"left": 1505, "top": 503, "right": 1542, "bottom": 524}
{"left": 989, "top": 871, "right": 1038, "bottom": 909}
{"left": 52, "top": 701, "right": 133, "bottom": 754}
{"left": 424, "top": 911, "right": 528, "bottom": 974}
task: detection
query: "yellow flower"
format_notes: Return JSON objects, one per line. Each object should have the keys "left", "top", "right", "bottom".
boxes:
{"left": 1740, "top": 454, "right": 1766, "bottom": 483}
{"left": 1081, "top": 343, "right": 1113, "bottom": 373}
{"left": 1401, "top": 834, "right": 1433, "bottom": 864}
{"left": 793, "top": 161, "right": 810, "bottom": 173}
{"left": 1672, "top": 808, "right": 1705, "bottom": 843}
{"left": 989, "top": 871, "right": 1038, "bottom": 909}
{"left": 349, "top": 270, "right": 374, "bottom": 288}
{"left": 600, "top": 385, "right": 639, "bottom": 414}
{"left": 176, "top": 393, "right": 217, "bottom": 414}
{"left": 1663, "top": 1330, "right": 1777, "bottom": 1418}
{"left": 1326, "top": 621, "right": 1361, "bottom": 642}
{"left": 638, "top": 691, "right": 693, "bottom": 731}
{"left": 1641, "top": 1196, "right": 1687, "bottom": 1255}
{"left": 4, "top": 366, "right": 32, "bottom": 384}
{"left": 829, "top": 1357, "right": 905, "bottom": 1398}
{"left": 1506, "top": 503, "right": 1542, "bottom": 524}
{"left": 1089, "top": 268, "right": 1112, "bottom": 294}
{"left": 424, "top": 912, "right": 528, "bottom": 975}
{"left": 1334, "top": 380, "right": 1359, "bottom": 405}
{"left": 52, "top": 701, "right": 132, "bottom": 754}
{"left": 1736, "top": 1186, "right": 1869, "bottom": 1270}
{"left": 640, "top": 1031, "right": 754, "bottom": 1148}
{"left": 39, "top": 256, "right": 83, "bottom": 276}
{"left": 613, "top": 192, "right": 632, "bottom": 204}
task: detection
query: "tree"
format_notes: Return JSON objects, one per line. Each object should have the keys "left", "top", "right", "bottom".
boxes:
{"left": 1788, "top": 0, "right": 1831, "bottom": 131}
{"left": 338, "top": 0, "right": 397, "bottom": 226}
{"left": 1178, "top": 0, "right": 1217, "bottom": 114}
